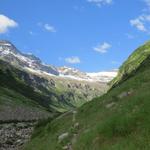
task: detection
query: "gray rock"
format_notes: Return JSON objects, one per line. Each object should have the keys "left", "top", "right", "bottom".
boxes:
{"left": 74, "top": 122, "right": 79, "bottom": 129}
{"left": 118, "top": 90, "right": 133, "bottom": 99}
{"left": 0, "top": 122, "right": 36, "bottom": 150}
{"left": 106, "top": 102, "right": 115, "bottom": 108}
{"left": 58, "top": 132, "right": 69, "bottom": 143}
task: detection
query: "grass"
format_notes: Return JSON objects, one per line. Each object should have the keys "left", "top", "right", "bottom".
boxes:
{"left": 111, "top": 40, "right": 150, "bottom": 87}
{"left": 0, "top": 60, "right": 60, "bottom": 122}
{"left": 24, "top": 53, "right": 150, "bottom": 149}
{"left": 0, "top": 87, "right": 42, "bottom": 107}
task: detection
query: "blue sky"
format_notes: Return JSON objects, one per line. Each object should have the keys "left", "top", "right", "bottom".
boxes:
{"left": 0, "top": 0, "right": 150, "bottom": 72}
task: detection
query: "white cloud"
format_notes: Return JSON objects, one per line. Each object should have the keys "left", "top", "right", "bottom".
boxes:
{"left": 129, "top": 0, "right": 150, "bottom": 33}
{"left": 44, "top": 24, "right": 56, "bottom": 32}
{"left": 87, "top": 0, "right": 112, "bottom": 7}
{"left": 94, "top": 42, "right": 111, "bottom": 53}
{"left": 65, "top": 56, "right": 81, "bottom": 64}
{"left": 37, "top": 22, "right": 56, "bottom": 33}
{"left": 0, "top": 14, "right": 18, "bottom": 34}
{"left": 130, "top": 18, "right": 147, "bottom": 32}
{"left": 130, "top": 14, "right": 150, "bottom": 33}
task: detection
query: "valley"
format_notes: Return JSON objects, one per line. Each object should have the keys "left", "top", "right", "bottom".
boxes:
{"left": 0, "top": 40, "right": 117, "bottom": 149}
{"left": 0, "top": 1, "right": 149, "bottom": 149}
{"left": 24, "top": 41, "right": 150, "bottom": 150}
{"left": 0, "top": 40, "right": 116, "bottom": 119}
{"left": 1, "top": 40, "right": 150, "bottom": 150}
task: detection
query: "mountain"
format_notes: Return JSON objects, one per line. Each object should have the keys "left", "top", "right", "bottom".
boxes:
{"left": 0, "top": 40, "right": 116, "bottom": 122}
{"left": 0, "top": 40, "right": 117, "bottom": 82}
{"left": 58, "top": 66, "right": 117, "bottom": 82}
{"left": 0, "top": 40, "right": 117, "bottom": 149}
{"left": 25, "top": 41, "right": 150, "bottom": 150}
{"left": 0, "top": 59, "right": 59, "bottom": 122}
{"left": 0, "top": 40, "right": 59, "bottom": 75}
{"left": 87, "top": 71, "right": 118, "bottom": 83}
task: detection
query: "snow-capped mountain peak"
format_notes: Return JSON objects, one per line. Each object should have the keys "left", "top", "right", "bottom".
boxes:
{"left": 0, "top": 40, "right": 59, "bottom": 75}
{"left": 58, "top": 66, "right": 117, "bottom": 83}
{"left": 86, "top": 71, "right": 118, "bottom": 82}
{"left": 0, "top": 40, "right": 117, "bottom": 83}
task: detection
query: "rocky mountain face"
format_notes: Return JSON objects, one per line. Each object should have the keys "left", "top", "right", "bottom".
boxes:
{"left": 0, "top": 122, "right": 36, "bottom": 150}
{"left": 0, "top": 40, "right": 117, "bottom": 122}
{"left": 58, "top": 66, "right": 117, "bottom": 82}
{"left": 0, "top": 40, "right": 59, "bottom": 75}
{"left": 58, "top": 66, "right": 87, "bottom": 79}
{"left": 0, "top": 40, "right": 117, "bottom": 83}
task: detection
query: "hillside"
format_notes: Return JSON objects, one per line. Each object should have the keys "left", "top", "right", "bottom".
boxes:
{"left": 0, "top": 60, "right": 57, "bottom": 121}
{"left": 110, "top": 41, "right": 150, "bottom": 87}
{"left": 0, "top": 59, "right": 104, "bottom": 121}
{"left": 25, "top": 41, "right": 150, "bottom": 150}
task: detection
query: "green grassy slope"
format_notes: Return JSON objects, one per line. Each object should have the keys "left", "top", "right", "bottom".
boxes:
{"left": 0, "top": 60, "right": 60, "bottom": 121}
{"left": 111, "top": 40, "right": 150, "bottom": 87}
{"left": 0, "top": 58, "right": 82, "bottom": 109}
{"left": 0, "top": 60, "right": 52, "bottom": 109}
{"left": 25, "top": 42, "right": 150, "bottom": 150}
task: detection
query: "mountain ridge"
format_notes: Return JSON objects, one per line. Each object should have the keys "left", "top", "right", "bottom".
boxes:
{"left": 0, "top": 40, "right": 117, "bottom": 83}
{"left": 0, "top": 40, "right": 112, "bottom": 123}
{"left": 110, "top": 41, "right": 150, "bottom": 87}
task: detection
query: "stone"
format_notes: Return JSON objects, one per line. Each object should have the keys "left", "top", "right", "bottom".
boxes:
{"left": 58, "top": 132, "right": 69, "bottom": 143}
{"left": 74, "top": 122, "right": 79, "bottom": 129}
{"left": 106, "top": 102, "right": 115, "bottom": 108}
{"left": 0, "top": 122, "right": 36, "bottom": 150}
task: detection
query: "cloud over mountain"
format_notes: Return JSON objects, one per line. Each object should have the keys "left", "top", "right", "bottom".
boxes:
{"left": 0, "top": 14, "right": 18, "bottom": 34}
{"left": 65, "top": 56, "right": 81, "bottom": 64}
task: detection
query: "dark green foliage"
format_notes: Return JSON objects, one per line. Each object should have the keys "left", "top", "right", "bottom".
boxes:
{"left": 0, "top": 60, "right": 54, "bottom": 110}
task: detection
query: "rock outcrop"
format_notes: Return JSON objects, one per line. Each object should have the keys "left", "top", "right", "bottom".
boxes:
{"left": 0, "top": 122, "right": 36, "bottom": 150}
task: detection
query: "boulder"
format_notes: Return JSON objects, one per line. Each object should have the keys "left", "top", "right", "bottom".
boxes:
{"left": 58, "top": 132, "right": 69, "bottom": 143}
